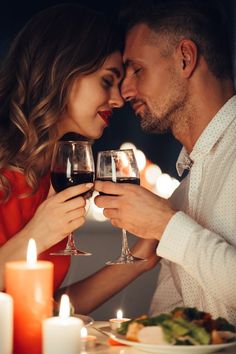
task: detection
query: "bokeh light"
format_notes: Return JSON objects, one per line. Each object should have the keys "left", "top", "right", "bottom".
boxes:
{"left": 145, "top": 164, "right": 162, "bottom": 185}
{"left": 155, "top": 173, "right": 179, "bottom": 199}
{"left": 134, "top": 149, "right": 146, "bottom": 171}
{"left": 120, "top": 142, "right": 137, "bottom": 151}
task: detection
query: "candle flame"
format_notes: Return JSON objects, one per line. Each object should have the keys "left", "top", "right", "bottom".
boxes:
{"left": 81, "top": 326, "right": 87, "bottom": 338}
{"left": 26, "top": 238, "right": 37, "bottom": 265}
{"left": 59, "top": 294, "right": 70, "bottom": 319}
{"left": 117, "top": 309, "right": 123, "bottom": 319}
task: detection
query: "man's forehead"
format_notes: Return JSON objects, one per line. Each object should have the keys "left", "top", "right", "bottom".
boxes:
{"left": 124, "top": 23, "right": 151, "bottom": 61}
{"left": 124, "top": 23, "right": 161, "bottom": 64}
{"left": 125, "top": 23, "right": 151, "bottom": 47}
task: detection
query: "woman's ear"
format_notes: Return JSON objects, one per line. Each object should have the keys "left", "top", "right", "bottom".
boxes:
{"left": 178, "top": 39, "right": 198, "bottom": 78}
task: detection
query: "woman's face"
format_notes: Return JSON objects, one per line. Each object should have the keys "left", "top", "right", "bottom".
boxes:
{"left": 58, "top": 51, "right": 124, "bottom": 139}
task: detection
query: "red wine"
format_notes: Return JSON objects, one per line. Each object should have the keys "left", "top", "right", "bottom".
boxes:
{"left": 97, "top": 176, "right": 140, "bottom": 195}
{"left": 51, "top": 171, "right": 94, "bottom": 198}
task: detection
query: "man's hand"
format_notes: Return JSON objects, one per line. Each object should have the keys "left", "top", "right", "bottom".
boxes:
{"left": 94, "top": 181, "right": 176, "bottom": 240}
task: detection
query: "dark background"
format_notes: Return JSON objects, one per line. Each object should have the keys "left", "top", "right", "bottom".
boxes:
{"left": 0, "top": 0, "right": 235, "bottom": 179}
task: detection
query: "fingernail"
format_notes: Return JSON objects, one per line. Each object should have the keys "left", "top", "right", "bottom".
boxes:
{"left": 86, "top": 183, "right": 93, "bottom": 188}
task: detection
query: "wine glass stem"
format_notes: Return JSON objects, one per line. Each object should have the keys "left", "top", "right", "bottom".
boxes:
{"left": 121, "top": 228, "right": 132, "bottom": 256}
{"left": 65, "top": 232, "right": 77, "bottom": 252}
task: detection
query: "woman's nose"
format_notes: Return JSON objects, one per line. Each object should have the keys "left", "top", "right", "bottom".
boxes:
{"left": 109, "top": 90, "right": 124, "bottom": 108}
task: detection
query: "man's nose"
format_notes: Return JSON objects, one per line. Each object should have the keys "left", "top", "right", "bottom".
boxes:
{"left": 121, "top": 77, "right": 136, "bottom": 102}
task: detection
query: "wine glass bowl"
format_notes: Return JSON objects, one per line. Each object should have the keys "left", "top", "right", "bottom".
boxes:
{"left": 96, "top": 149, "right": 146, "bottom": 264}
{"left": 50, "top": 140, "right": 95, "bottom": 256}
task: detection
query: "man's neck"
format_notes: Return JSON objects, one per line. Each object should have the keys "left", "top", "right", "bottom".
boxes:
{"left": 173, "top": 78, "right": 235, "bottom": 154}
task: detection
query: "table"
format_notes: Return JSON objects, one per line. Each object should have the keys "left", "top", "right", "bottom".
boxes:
{"left": 85, "top": 321, "right": 236, "bottom": 354}
{"left": 84, "top": 321, "right": 132, "bottom": 354}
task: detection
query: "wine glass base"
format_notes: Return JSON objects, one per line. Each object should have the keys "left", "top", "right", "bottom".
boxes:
{"left": 106, "top": 255, "right": 147, "bottom": 265}
{"left": 50, "top": 249, "right": 92, "bottom": 256}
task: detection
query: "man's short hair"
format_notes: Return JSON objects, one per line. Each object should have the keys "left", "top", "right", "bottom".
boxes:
{"left": 120, "top": 0, "right": 233, "bottom": 79}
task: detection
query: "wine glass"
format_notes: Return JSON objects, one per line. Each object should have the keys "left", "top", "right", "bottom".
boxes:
{"left": 50, "top": 140, "right": 95, "bottom": 256}
{"left": 96, "top": 149, "right": 146, "bottom": 264}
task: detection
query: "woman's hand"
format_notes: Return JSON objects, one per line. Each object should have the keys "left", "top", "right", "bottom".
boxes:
{"left": 25, "top": 183, "right": 93, "bottom": 251}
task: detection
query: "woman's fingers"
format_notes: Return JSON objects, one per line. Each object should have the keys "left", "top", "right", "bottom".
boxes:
{"left": 68, "top": 216, "right": 86, "bottom": 231}
{"left": 51, "top": 183, "right": 94, "bottom": 202}
{"left": 66, "top": 207, "right": 86, "bottom": 222}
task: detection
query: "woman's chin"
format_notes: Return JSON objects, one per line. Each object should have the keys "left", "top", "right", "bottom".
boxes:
{"left": 90, "top": 129, "right": 105, "bottom": 140}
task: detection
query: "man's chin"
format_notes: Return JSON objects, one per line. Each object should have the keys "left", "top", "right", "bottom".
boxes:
{"left": 140, "top": 119, "right": 169, "bottom": 134}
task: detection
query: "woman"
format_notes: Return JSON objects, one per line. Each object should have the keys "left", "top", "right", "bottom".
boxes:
{"left": 0, "top": 4, "right": 159, "bottom": 313}
{"left": 0, "top": 3, "right": 123, "bottom": 289}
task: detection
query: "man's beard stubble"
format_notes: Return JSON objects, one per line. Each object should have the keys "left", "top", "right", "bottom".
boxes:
{"left": 138, "top": 88, "right": 191, "bottom": 137}
{"left": 140, "top": 104, "right": 172, "bottom": 134}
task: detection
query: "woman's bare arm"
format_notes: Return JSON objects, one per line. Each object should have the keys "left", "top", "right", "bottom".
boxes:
{"left": 56, "top": 239, "right": 160, "bottom": 314}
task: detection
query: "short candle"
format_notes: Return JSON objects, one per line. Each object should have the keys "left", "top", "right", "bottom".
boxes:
{"left": 109, "top": 309, "right": 131, "bottom": 331}
{"left": 81, "top": 327, "right": 97, "bottom": 350}
{"left": 5, "top": 239, "right": 53, "bottom": 354}
{"left": 43, "top": 294, "right": 83, "bottom": 354}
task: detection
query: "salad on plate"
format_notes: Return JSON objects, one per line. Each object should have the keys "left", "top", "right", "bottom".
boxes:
{"left": 117, "top": 307, "right": 236, "bottom": 346}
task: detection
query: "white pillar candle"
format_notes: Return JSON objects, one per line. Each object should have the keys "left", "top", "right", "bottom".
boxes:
{"left": 0, "top": 292, "right": 13, "bottom": 354}
{"left": 43, "top": 294, "right": 83, "bottom": 354}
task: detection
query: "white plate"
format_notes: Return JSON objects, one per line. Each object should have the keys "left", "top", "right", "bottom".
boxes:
{"left": 111, "top": 334, "right": 236, "bottom": 354}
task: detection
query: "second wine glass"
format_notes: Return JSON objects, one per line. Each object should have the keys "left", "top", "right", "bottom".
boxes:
{"left": 96, "top": 149, "right": 146, "bottom": 264}
{"left": 50, "top": 140, "right": 95, "bottom": 256}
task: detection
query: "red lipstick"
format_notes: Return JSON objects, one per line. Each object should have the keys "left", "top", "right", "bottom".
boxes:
{"left": 98, "top": 110, "right": 112, "bottom": 125}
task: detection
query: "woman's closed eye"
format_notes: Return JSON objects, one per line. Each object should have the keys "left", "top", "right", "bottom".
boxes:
{"left": 102, "top": 76, "right": 114, "bottom": 89}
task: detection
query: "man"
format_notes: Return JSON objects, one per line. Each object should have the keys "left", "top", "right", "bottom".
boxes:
{"left": 95, "top": 0, "right": 236, "bottom": 324}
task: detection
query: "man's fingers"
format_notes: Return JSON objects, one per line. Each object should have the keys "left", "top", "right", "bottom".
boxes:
{"left": 95, "top": 180, "right": 123, "bottom": 195}
{"left": 110, "top": 218, "right": 121, "bottom": 228}
{"left": 103, "top": 208, "right": 118, "bottom": 219}
{"left": 94, "top": 195, "right": 121, "bottom": 209}
{"left": 53, "top": 183, "right": 93, "bottom": 202}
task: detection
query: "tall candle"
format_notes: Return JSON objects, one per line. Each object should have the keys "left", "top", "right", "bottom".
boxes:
{"left": 0, "top": 292, "right": 13, "bottom": 354}
{"left": 5, "top": 239, "right": 53, "bottom": 354}
{"left": 43, "top": 294, "right": 83, "bottom": 354}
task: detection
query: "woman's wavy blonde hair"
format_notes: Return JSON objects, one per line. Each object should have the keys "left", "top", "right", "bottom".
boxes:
{"left": 0, "top": 4, "right": 122, "bottom": 202}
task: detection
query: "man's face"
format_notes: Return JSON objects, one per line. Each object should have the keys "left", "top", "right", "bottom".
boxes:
{"left": 122, "top": 23, "right": 188, "bottom": 134}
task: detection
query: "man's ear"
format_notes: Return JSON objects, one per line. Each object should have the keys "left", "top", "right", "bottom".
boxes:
{"left": 177, "top": 39, "right": 198, "bottom": 78}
